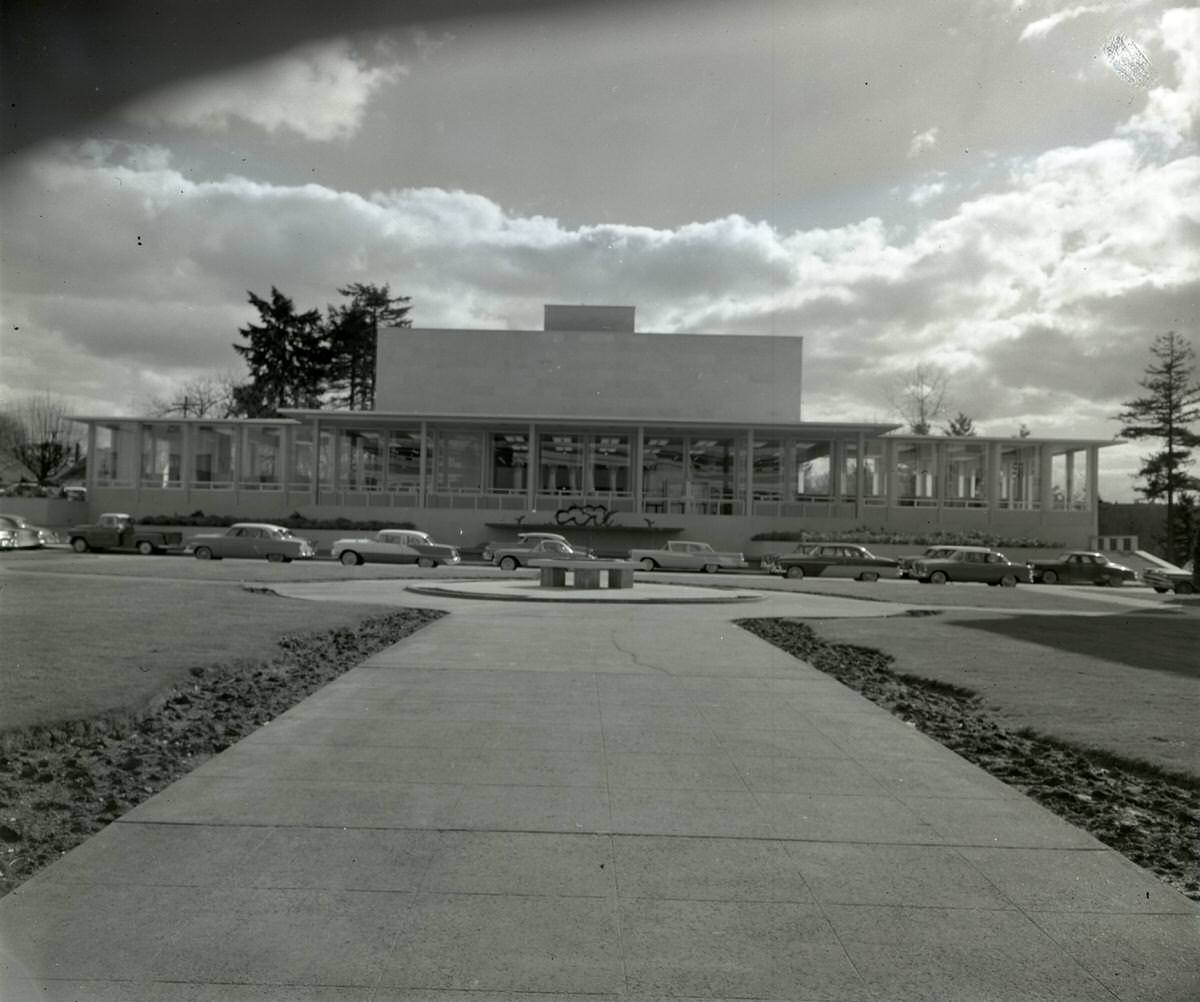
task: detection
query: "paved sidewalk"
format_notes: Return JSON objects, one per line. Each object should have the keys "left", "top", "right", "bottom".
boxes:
{"left": 2, "top": 593, "right": 1197, "bottom": 1001}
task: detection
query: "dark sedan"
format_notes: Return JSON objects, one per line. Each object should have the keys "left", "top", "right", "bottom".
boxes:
{"left": 1027, "top": 551, "right": 1139, "bottom": 586}
{"left": 910, "top": 546, "right": 1030, "bottom": 586}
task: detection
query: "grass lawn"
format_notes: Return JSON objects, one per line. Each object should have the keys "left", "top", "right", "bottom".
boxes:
{"left": 1, "top": 571, "right": 401, "bottom": 733}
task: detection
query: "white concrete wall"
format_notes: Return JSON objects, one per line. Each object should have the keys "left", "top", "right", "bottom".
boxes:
{"left": 375, "top": 328, "right": 805, "bottom": 424}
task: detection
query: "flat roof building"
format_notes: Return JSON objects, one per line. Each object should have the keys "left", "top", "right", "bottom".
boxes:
{"left": 71, "top": 305, "right": 1115, "bottom": 550}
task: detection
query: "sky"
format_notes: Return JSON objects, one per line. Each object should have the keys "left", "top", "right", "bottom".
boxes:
{"left": 0, "top": 0, "right": 1197, "bottom": 501}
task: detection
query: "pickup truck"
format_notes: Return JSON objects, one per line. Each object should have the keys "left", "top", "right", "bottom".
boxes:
{"left": 628, "top": 539, "right": 747, "bottom": 573}
{"left": 68, "top": 513, "right": 184, "bottom": 555}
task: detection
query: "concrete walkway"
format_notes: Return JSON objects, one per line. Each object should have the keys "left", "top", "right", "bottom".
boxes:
{"left": 2, "top": 587, "right": 1197, "bottom": 1001}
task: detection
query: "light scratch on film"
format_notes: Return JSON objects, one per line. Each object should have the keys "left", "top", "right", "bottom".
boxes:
{"left": 1102, "top": 34, "right": 1154, "bottom": 88}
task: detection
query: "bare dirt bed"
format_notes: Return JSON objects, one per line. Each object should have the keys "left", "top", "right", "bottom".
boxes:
{"left": 739, "top": 618, "right": 1200, "bottom": 902}
{"left": 0, "top": 608, "right": 444, "bottom": 896}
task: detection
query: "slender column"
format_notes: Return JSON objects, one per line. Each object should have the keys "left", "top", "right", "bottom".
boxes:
{"left": 418, "top": 421, "right": 427, "bottom": 508}
{"left": 633, "top": 426, "right": 644, "bottom": 512}
{"left": 830, "top": 439, "right": 843, "bottom": 499}
{"left": 279, "top": 424, "right": 291, "bottom": 508}
{"left": 134, "top": 423, "right": 145, "bottom": 501}
{"left": 783, "top": 437, "right": 797, "bottom": 508}
{"left": 745, "top": 429, "right": 755, "bottom": 515}
{"left": 527, "top": 423, "right": 537, "bottom": 510}
{"left": 86, "top": 422, "right": 97, "bottom": 490}
{"left": 312, "top": 417, "right": 321, "bottom": 505}
{"left": 986, "top": 442, "right": 1001, "bottom": 509}
{"left": 934, "top": 441, "right": 946, "bottom": 506}
{"left": 181, "top": 423, "right": 195, "bottom": 503}
{"left": 855, "top": 432, "right": 865, "bottom": 515}
{"left": 1087, "top": 446, "right": 1099, "bottom": 512}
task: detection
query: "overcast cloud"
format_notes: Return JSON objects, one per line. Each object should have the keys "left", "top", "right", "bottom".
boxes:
{"left": 0, "top": 1, "right": 1196, "bottom": 501}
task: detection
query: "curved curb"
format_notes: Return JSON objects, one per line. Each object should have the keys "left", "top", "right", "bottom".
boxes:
{"left": 403, "top": 584, "right": 765, "bottom": 605}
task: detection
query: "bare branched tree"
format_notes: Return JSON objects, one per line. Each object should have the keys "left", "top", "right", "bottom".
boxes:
{"left": 144, "top": 373, "right": 241, "bottom": 419}
{"left": 1, "top": 392, "right": 83, "bottom": 484}
{"left": 887, "top": 362, "right": 949, "bottom": 435}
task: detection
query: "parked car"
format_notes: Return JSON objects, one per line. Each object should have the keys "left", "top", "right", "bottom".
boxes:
{"left": 0, "top": 514, "right": 55, "bottom": 548}
{"left": 910, "top": 545, "right": 1029, "bottom": 586}
{"left": 332, "top": 529, "right": 461, "bottom": 567}
{"left": 1027, "top": 551, "right": 1139, "bottom": 586}
{"left": 0, "top": 525, "right": 18, "bottom": 550}
{"left": 68, "top": 513, "right": 183, "bottom": 555}
{"left": 185, "top": 523, "right": 316, "bottom": 562}
{"left": 762, "top": 542, "right": 901, "bottom": 581}
{"left": 628, "top": 540, "right": 747, "bottom": 573}
{"left": 492, "top": 536, "right": 593, "bottom": 571}
{"left": 1143, "top": 562, "right": 1196, "bottom": 595}
{"left": 897, "top": 545, "right": 965, "bottom": 578}
{"left": 481, "top": 532, "right": 572, "bottom": 563}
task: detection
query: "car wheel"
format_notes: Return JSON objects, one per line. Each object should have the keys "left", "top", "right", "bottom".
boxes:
{"left": 1153, "top": 587, "right": 1169, "bottom": 593}
{"left": 499, "top": 556, "right": 519, "bottom": 571}
{"left": 1042, "top": 570, "right": 1058, "bottom": 585}
{"left": 929, "top": 570, "right": 948, "bottom": 584}
{"left": 999, "top": 573, "right": 1018, "bottom": 587}
{"left": 1177, "top": 581, "right": 1196, "bottom": 595}
{"left": 339, "top": 550, "right": 361, "bottom": 566}
{"left": 785, "top": 565, "right": 804, "bottom": 580}
{"left": 417, "top": 557, "right": 436, "bottom": 569}
{"left": 136, "top": 540, "right": 155, "bottom": 556}
{"left": 858, "top": 571, "right": 879, "bottom": 582}
{"left": 266, "top": 552, "right": 285, "bottom": 563}
{"left": 702, "top": 563, "right": 718, "bottom": 574}
{"left": 640, "top": 557, "right": 657, "bottom": 571}
{"left": 194, "top": 546, "right": 213, "bottom": 561}
{"left": 70, "top": 537, "right": 89, "bottom": 553}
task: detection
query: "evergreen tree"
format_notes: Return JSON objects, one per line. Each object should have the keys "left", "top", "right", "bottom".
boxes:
{"left": 944, "top": 412, "right": 976, "bottom": 436}
{"left": 327, "top": 283, "right": 412, "bottom": 410}
{"left": 232, "top": 288, "right": 328, "bottom": 414}
{"left": 1115, "top": 331, "right": 1200, "bottom": 564}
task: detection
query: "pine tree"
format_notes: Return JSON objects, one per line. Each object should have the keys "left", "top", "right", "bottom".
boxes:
{"left": 232, "top": 288, "right": 328, "bottom": 414}
{"left": 1115, "top": 331, "right": 1200, "bottom": 564}
{"left": 327, "top": 283, "right": 412, "bottom": 410}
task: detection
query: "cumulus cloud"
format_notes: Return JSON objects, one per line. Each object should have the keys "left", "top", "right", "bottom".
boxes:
{"left": 1019, "top": 3, "right": 1138, "bottom": 41}
{"left": 123, "top": 40, "right": 405, "bottom": 141}
{"left": 2, "top": 13, "right": 1198, "bottom": 501}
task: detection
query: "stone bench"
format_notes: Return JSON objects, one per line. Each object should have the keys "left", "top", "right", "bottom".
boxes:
{"left": 529, "top": 558, "right": 640, "bottom": 590}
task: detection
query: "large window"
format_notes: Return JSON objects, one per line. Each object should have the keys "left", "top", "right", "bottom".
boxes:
{"left": 944, "top": 442, "right": 986, "bottom": 506}
{"left": 793, "top": 441, "right": 831, "bottom": 498}
{"left": 492, "top": 432, "right": 528, "bottom": 492}
{"left": 243, "top": 426, "right": 283, "bottom": 487}
{"left": 290, "top": 426, "right": 314, "bottom": 490}
{"left": 752, "top": 439, "right": 783, "bottom": 500}
{"left": 338, "top": 430, "right": 383, "bottom": 490}
{"left": 195, "top": 425, "right": 237, "bottom": 487}
{"left": 689, "top": 436, "right": 742, "bottom": 510}
{"left": 434, "top": 430, "right": 484, "bottom": 491}
{"left": 998, "top": 444, "right": 1038, "bottom": 509}
{"left": 861, "top": 440, "right": 885, "bottom": 500}
{"left": 95, "top": 423, "right": 137, "bottom": 484}
{"left": 388, "top": 430, "right": 423, "bottom": 490}
{"left": 539, "top": 433, "right": 583, "bottom": 493}
{"left": 642, "top": 435, "right": 685, "bottom": 505}
{"left": 589, "top": 435, "right": 630, "bottom": 494}
{"left": 894, "top": 441, "right": 937, "bottom": 503}
{"left": 141, "top": 424, "right": 183, "bottom": 487}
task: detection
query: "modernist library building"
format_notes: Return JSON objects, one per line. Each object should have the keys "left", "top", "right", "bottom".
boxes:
{"left": 73, "top": 305, "right": 1113, "bottom": 549}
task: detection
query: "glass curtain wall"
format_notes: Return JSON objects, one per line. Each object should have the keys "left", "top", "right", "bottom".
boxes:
{"left": 998, "top": 444, "right": 1038, "bottom": 509}
{"left": 433, "top": 430, "right": 484, "bottom": 491}
{"left": 195, "top": 425, "right": 237, "bottom": 487}
{"left": 290, "top": 426, "right": 314, "bottom": 491}
{"left": 689, "top": 437, "right": 742, "bottom": 513}
{"left": 491, "top": 432, "right": 528, "bottom": 493}
{"left": 95, "top": 423, "right": 138, "bottom": 484}
{"left": 538, "top": 433, "right": 583, "bottom": 494}
{"left": 642, "top": 435, "right": 685, "bottom": 509}
{"left": 943, "top": 441, "right": 986, "bottom": 506}
{"left": 752, "top": 439, "right": 783, "bottom": 500}
{"left": 894, "top": 441, "right": 938, "bottom": 504}
{"left": 388, "top": 430, "right": 423, "bottom": 492}
{"left": 793, "top": 441, "right": 831, "bottom": 498}
{"left": 141, "top": 424, "right": 183, "bottom": 487}
{"left": 242, "top": 426, "right": 283, "bottom": 488}
{"left": 589, "top": 435, "right": 630, "bottom": 495}
{"left": 337, "top": 430, "right": 383, "bottom": 490}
